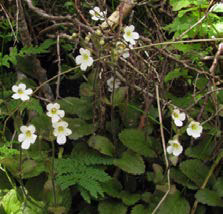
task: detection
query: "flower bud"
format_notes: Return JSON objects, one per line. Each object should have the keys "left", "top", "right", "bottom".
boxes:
{"left": 96, "top": 29, "right": 102, "bottom": 36}
{"left": 99, "top": 38, "right": 105, "bottom": 45}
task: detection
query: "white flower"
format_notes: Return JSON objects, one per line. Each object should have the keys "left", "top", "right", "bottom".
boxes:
{"left": 172, "top": 109, "right": 186, "bottom": 127}
{"left": 167, "top": 139, "right": 183, "bottom": 156}
{"left": 186, "top": 121, "right": 203, "bottom": 139}
{"left": 107, "top": 76, "right": 121, "bottom": 92}
{"left": 89, "top": 6, "right": 107, "bottom": 21}
{"left": 53, "top": 121, "right": 72, "bottom": 145}
{"left": 123, "top": 25, "right": 139, "bottom": 45}
{"left": 12, "top": 83, "right": 33, "bottom": 101}
{"left": 18, "top": 125, "right": 37, "bottom": 149}
{"left": 46, "top": 103, "right": 65, "bottom": 123}
{"left": 75, "top": 48, "right": 93, "bottom": 71}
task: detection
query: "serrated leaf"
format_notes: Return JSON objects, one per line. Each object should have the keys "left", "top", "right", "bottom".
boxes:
{"left": 114, "top": 150, "right": 145, "bottom": 175}
{"left": 179, "top": 159, "right": 214, "bottom": 187}
{"left": 98, "top": 200, "right": 127, "bottom": 214}
{"left": 57, "top": 97, "right": 93, "bottom": 120}
{"left": 157, "top": 191, "right": 190, "bottom": 214}
{"left": 195, "top": 189, "right": 223, "bottom": 207}
{"left": 65, "top": 118, "right": 94, "bottom": 140}
{"left": 120, "top": 191, "right": 141, "bottom": 206}
{"left": 87, "top": 135, "right": 115, "bottom": 157}
{"left": 185, "top": 137, "right": 215, "bottom": 160}
{"left": 213, "top": 177, "right": 223, "bottom": 197}
{"left": 169, "top": 0, "right": 191, "bottom": 11}
{"left": 119, "top": 129, "right": 156, "bottom": 158}
{"left": 170, "top": 168, "right": 197, "bottom": 190}
{"left": 131, "top": 204, "right": 150, "bottom": 214}
{"left": 101, "top": 179, "right": 123, "bottom": 198}
{"left": 164, "top": 69, "right": 188, "bottom": 83}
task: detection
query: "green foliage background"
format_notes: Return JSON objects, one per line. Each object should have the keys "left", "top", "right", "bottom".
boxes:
{"left": 0, "top": 0, "right": 223, "bottom": 213}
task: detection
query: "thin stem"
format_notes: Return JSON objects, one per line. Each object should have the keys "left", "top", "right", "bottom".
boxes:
{"left": 151, "top": 85, "right": 170, "bottom": 214}
{"left": 51, "top": 140, "right": 57, "bottom": 206}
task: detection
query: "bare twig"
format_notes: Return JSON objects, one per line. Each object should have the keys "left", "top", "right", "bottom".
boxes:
{"left": 151, "top": 85, "right": 170, "bottom": 214}
{"left": 56, "top": 34, "right": 61, "bottom": 99}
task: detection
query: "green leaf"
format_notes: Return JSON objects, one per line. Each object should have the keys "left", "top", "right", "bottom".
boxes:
{"left": 114, "top": 150, "right": 145, "bottom": 175}
{"left": 112, "top": 87, "right": 128, "bottom": 106}
{"left": 213, "top": 177, "right": 223, "bottom": 197}
{"left": 170, "top": 168, "right": 197, "bottom": 190}
{"left": 87, "top": 135, "right": 115, "bottom": 157}
{"left": 21, "top": 159, "right": 45, "bottom": 179}
{"left": 101, "top": 179, "right": 123, "bottom": 198}
{"left": 195, "top": 189, "right": 223, "bottom": 207}
{"left": 179, "top": 159, "right": 214, "bottom": 187}
{"left": 164, "top": 69, "right": 188, "bottom": 83}
{"left": 98, "top": 200, "right": 127, "bottom": 214}
{"left": 1, "top": 189, "right": 44, "bottom": 214}
{"left": 157, "top": 191, "right": 190, "bottom": 214}
{"left": 195, "top": 77, "right": 209, "bottom": 90}
{"left": 57, "top": 97, "right": 93, "bottom": 120}
{"left": 169, "top": 0, "right": 191, "bottom": 11}
{"left": 65, "top": 118, "right": 95, "bottom": 140}
{"left": 185, "top": 137, "right": 215, "bottom": 160}
{"left": 120, "top": 191, "right": 141, "bottom": 206}
{"left": 119, "top": 129, "right": 156, "bottom": 158}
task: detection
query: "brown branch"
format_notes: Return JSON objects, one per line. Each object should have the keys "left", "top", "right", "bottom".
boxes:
{"left": 17, "top": 0, "right": 54, "bottom": 101}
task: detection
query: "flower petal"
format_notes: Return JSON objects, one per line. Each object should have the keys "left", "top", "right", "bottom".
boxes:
{"left": 21, "top": 141, "right": 30, "bottom": 149}
{"left": 12, "top": 85, "right": 18, "bottom": 92}
{"left": 57, "top": 135, "right": 66, "bottom": 145}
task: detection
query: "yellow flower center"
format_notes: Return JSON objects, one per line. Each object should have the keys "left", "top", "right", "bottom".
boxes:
{"left": 58, "top": 126, "right": 64, "bottom": 133}
{"left": 173, "top": 112, "right": 179, "bottom": 118}
{"left": 25, "top": 130, "right": 32, "bottom": 137}
{"left": 95, "top": 11, "right": 100, "bottom": 17}
{"left": 51, "top": 108, "right": 57, "bottom": 114}
{"left": 126, "top": 31, "right": 132, "bottom": 37}
{"left": 191, "top": 124, "right": 197, "bottom": 130}
{"left": 83, "top": 54, "right": 89, "bottom": 61}
{"left": 173, "top": 143, "right": 179, "bottom": 149}
{"left": 18, "top": 89, "right": 24, "bottom": 95}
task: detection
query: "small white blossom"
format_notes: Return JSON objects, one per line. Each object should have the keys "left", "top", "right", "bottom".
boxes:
{"left": 18, "top": 125, "right": 37, "bottom": 149}
{"left": 89, "top": 7, "right": 107, "bottom": 21}
{"left": 167, "top": 139, "right": 183, "bottom": 157}
{"left": 12, "top": 83, "right": 33, "bottom": 101}
{"left": 107, "top": 76, "right": 121, "bottom": 92}
{"left": 75, "top": 48, "right": 93, "bottom": 71}
{"left": 53, "top": 121, "right": 72, "bottom": 145}
{"left": 46, "top": 103, "right": 65, "bottom": 123}
{"left": 186, "top": 121, "right": 203, "bottom": 139}
{"left": 123, "top": 25, "right": 139, "bottom": 45}
{"left": 172, "top": 109, "right": 186, "bottom": 127}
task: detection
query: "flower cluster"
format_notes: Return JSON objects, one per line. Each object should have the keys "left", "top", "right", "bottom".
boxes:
{"left": 168, "top": 108, "right": 203, "bottom": 157}
{"left": 13, "top": 83, "right": 72, "bottom": 149}
{"left": 46, "top": 103, "right": 72, "bottom": 145}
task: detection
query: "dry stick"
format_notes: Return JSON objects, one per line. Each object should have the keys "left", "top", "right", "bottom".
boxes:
{"left": 152, "top": 85, "right": 170, "bottom": 214}
{"left": 56, "top": 34, "right": 61, "bottom": 99}
{"left": 74, "top": 0, "right": 90, "bottom": 26}
{"left": 191, "top": 150, "right": 223, "bottom": 214}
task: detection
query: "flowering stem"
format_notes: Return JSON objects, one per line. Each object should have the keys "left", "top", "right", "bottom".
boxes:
{"left": 51, "top": 140, "right": 57, "bottom": 206}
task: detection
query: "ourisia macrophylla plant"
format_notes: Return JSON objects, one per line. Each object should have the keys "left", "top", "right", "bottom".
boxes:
{"left": 123, "top": 25, "right": 139, "bottom": 45}
{"left": 46, "top": 103, "right": 65, "bottom": 123}
{"left": 89, "top": 6, "right": 107, "bottom": 21}
{"left": 52, "top": 121, "right": 72, "bottom": 145}
{"left": 75, "top": 48, "right": 93, "bottom": 71}
{"left": 186, "top": 121, "right": 203, "bottom": 139}
{"left": 116, "top": 42, "right": 133, "bottom": 59}
{"left": 172, "top": 108, "right": 186, "bottom": 127}
{"left": 12, "top": 83, "right": 33, "bottom": 101}
{"left": 18, "top": 125, "right": 37, "bottom": 149}
{"left": 167, "top": 139, "right": 183, "bottom": 156}
{"left": 106, "top": 76, "right": 121, "bottom": 92}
